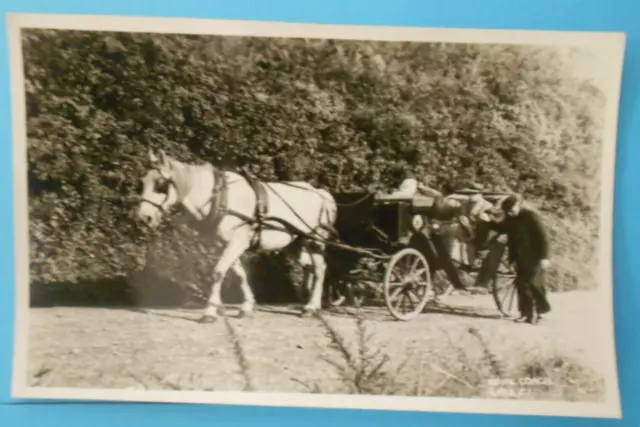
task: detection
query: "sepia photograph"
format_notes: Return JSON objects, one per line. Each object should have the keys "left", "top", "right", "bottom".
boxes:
{"left": 8, "top": 13, "right": 625, "bottom": 419}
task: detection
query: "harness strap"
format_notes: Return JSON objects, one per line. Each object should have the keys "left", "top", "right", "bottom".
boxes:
{"left": 239, "top": 167, "right": 270, "bottom": 250}
{"left": 205, "top": 168, "right": 229, "bottom": 231}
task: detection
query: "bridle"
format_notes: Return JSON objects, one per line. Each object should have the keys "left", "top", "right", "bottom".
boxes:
{"left": 137, "top": 166, "right": 227, "bottom": 224}
{"left": 138, "top": 167, "right": 176, "bottom": 213}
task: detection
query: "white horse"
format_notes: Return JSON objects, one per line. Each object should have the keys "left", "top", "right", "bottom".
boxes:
{"left": 135, "top": 149, "right": 338, "bottom": 323}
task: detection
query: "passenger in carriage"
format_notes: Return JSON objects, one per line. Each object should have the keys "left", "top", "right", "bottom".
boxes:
{"left": 392, "top": 171, "right": 494, "bottom": 222}
{"left": 391, "top": 171, "right": 494, "bottom": 269}
{"left": 442, "top": 181, "right": 496, "bottom": 271}
{"left": 392, "top": 170, "right": 443, "bottom": 199}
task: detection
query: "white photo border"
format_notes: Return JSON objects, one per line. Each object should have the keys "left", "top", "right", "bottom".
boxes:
{"left": 6, "top": 12, "right": 626, "bottom": 419}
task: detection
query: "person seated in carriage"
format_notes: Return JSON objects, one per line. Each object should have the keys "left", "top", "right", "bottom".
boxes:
{"left": 387, "top": 169, "right": 443, "bottom": 199}
{"left": 390, "top": 170, "right": 498, "bottom": 270}
{"left": 392, "top": 170, "right": 494, "bottom": 226}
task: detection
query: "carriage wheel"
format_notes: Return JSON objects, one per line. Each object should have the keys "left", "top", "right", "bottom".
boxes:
{"left": 491, "top": 273, "right": 519, "bottom": 317}
{"left": 384, "top": 248, "right": 432, "bottom": 321}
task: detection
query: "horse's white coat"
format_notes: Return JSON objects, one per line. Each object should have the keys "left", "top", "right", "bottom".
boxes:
{"left": 137, "top": 149, "right": 338, "bottom": 322}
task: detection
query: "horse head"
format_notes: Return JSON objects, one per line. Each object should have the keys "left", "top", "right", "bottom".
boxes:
{"left": 136, "top": 148, "right": 180, "bottom": 227}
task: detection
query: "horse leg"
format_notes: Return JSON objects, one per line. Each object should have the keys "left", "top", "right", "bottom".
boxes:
{"left": 296, "top": 245, "right": 315, "bottom": 304}
{"left": 230, "top": 259, "right": 255, "bottom": 318}
{"left": 200, "top": 235, "right": 251, "bottom": 324}
{"left": 302, "top": 249, "right": 327, "bottom": 317}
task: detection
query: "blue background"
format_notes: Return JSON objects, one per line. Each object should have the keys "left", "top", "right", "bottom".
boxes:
{"left": 1, "top": 0, "right": 639, "bottom": 425}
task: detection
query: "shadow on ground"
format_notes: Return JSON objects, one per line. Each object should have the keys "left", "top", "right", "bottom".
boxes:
{"left": 29, "top": 273, "right": 506, "bottom": 324}
{"left": 30, "top": 275, "right": 198, "bottom": 309}
{"left": 29, "top": 273, "right": 297, "bottom": 310}
{"left": 424, "top": 303, "right": 505, "bottom": 320}
{"left": 29, "top": 250, "right": 311, "bottom": 310}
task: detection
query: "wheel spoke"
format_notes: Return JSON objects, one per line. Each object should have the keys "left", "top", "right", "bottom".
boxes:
{"left": 409, "top": 267, "right": 427, "bottom": 282}
{"left": 390, "top": 270, "right": 404, "bottom": 283}
{"left": 409, "top": 257, "right": 421, "bottom": 273}
{"left": 412, "top": 281, "right": 429, "bottom": 292}
{"left": 401, "top": 292, "right": 411, "bottom": 313}
{"left": 506, "top": 283, "right": 517, "bottom": 312}
{"left": 394, "top": 291, "right": 407, "bottom": 312}
{"left": 399, "top": 256, "right": 410, "bottom": 275}
{"left": 408, "top": 288, "right": 423, "bottom": 302}
{"left": 389, "top": 285, "right": 403, "bottom": 303}
{"left": 405, "top": 291, "right": 417, "bottom": 311}
{"left": 500, "top": 282, "right": 511, "bottom": 306}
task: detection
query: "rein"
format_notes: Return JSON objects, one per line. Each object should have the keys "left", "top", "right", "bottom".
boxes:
{"left": 139, "top": 163, "right": 339, "bottom": 250}
{"left": 137, "top": 164, "right": 399, "bottom": 261}
{"left": 204, "top": 167, "right": 338, "bottom": 248}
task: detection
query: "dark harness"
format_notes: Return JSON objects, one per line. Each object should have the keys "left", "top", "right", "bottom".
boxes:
{"left": 141, "top": 166, "right": 320, "bottom": 251}
{"left": 202, "top": 167, "right": 270, "bottom": 250}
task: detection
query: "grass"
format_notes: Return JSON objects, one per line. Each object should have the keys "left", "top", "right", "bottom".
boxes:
{"left": 311, "top": 305, "right": 412, "bottom": 395}
{"left": 27, "top": 301, "right": 605, "bottom": 403}
{"left": 320, "top": 316, "right": 601, "bottom": 401}
{"left": 203, "top": 301, "right": 606, "bottom": 402}
{"left": 223, "top": 317, "right": 256, "bottom": 392}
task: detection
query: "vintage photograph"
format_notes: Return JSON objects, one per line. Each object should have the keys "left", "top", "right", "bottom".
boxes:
{"left": 8, "top": 13, "right": 625, "bottom": 418}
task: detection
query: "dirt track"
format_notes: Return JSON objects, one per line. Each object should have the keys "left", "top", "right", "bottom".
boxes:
{"left": 26, "top": 290, "right": 609, "bottom": 400}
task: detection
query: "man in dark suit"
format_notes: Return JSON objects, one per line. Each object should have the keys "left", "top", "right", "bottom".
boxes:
{"left": 487, "top": 195, "right": 552, "bottom": 324}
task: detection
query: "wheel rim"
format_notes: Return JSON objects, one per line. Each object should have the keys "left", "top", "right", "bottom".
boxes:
{"left": 491, "top": 275, "right": 518, "bottom": 317}
{"left": 384, "top": 248, "right": 432, "bottom": 321}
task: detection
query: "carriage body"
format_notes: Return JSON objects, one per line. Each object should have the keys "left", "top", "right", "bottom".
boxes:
{"left": 330, "top": 192, "right": 436, "bottom": 255}
{"left": 324, "top": 189, "right": 518, "bottom": 321}
{"left": 325, "top": 191, "right": 441, "bottom": 320}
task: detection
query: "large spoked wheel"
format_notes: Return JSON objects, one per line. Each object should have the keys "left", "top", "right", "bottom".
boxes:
{"left": 491, "top": 273, "right": 519, "bottom": 317}
{"left": 384, "top": 248, "right": 432, "bottom": 321}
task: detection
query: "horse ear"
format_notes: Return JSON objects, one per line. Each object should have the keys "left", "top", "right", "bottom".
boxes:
{"left": 158, "top": 149, "right": 172, "bottom": 169}
{"left": 148, "top": 148, "right": 160, "bottom": 164}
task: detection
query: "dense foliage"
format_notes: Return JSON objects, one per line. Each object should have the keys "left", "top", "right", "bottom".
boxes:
{"left": 24, "top": 29, "right": 606, "bottom": 302}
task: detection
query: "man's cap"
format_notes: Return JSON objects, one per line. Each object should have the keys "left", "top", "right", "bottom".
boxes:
{"left": 500, "top": 195, "right": 520, "bottom": 212}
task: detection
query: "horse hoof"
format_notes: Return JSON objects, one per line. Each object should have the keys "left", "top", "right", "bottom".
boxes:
{"left": 198, "top": 315, "right": 218, "bottom": 324}
{"left": 300, "top": 308, "right": 318, "bottom": 318}
{"left": 237, "top": 310, "right": 253, "bottom": 319}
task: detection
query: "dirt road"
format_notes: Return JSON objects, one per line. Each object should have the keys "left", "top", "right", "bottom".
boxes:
{"left": 25, "top": 290, "right": 610, "bottom": 400}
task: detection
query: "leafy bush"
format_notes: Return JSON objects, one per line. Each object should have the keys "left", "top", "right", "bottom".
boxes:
{"left": 24, "top": 29, "right": 606, "bottom": 301}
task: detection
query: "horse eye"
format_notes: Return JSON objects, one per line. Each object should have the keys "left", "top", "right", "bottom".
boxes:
{"left": 155, "top": 179, "right": 170, "bottom": 194}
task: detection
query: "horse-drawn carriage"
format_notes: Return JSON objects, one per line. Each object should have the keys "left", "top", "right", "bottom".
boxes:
{"left": 136, "top": 150, "right": 519, "bottom": 323}
{"left": 322, "top": 189, "right": 519, "bottom": 321}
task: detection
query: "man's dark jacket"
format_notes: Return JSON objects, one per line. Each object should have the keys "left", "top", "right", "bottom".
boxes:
{"left": 488, "top": 207, "right": 550, "bottom": 273}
